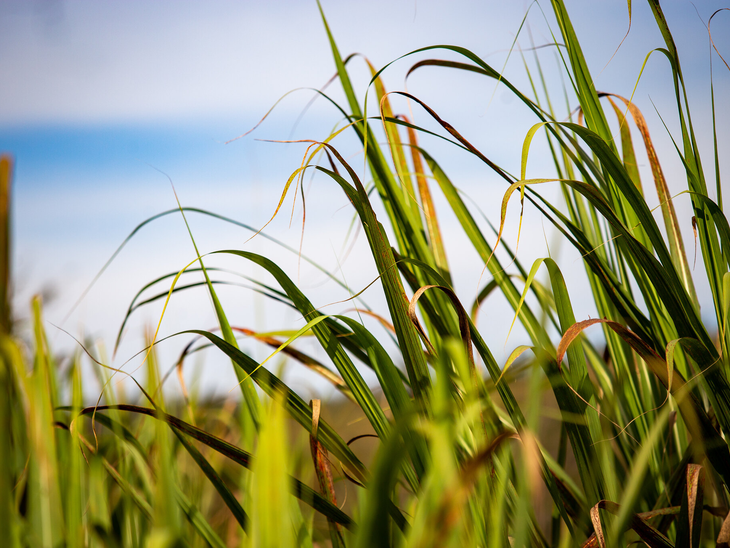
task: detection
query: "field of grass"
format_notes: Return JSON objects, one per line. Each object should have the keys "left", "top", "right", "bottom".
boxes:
{"left": 2, "top": 0, "right": 730, "bottom": 546}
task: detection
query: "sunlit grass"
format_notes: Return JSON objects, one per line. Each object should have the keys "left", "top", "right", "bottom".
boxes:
{"left": 2, "top": 1, "right": 729, "bottom": 546}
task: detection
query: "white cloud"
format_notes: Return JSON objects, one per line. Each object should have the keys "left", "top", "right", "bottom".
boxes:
{"left": 0, "top": 0, "right": 560, "bottom": 125}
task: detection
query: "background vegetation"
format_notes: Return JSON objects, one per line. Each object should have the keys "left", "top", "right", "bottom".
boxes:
{"left": 1, "top": 0, "right": 729, "bottom": 546}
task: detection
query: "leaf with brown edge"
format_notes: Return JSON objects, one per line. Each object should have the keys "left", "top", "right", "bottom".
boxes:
{"left": 600, "top": 92, "right": 697, "bottom": 307}
{"left": 366, "top": 59, "right": 419, "bottom": 230}
{"left": 385, "top": 91, "right": 513, "bottom": 184}
{"left": 557, "top": 319, "right": 671, "bottom": 386}
{"left": 232, "top": 327, "right": 351, "bottom": 397}
{"left": 581, "top": 507, "right": 683, "bottom": 548}
{"left": 557, "top": 319, "right": 678, "bottom": 408}
{"left": 589, "top": 503, "right": 607, "bottom": 548}
{"left": 580, "top": 533, "right": 600, "bottom": 548}
{"left": 557, "top": 318, "right": 730, "bottom": 489}
{"left": 605, "top": 95, "right": 643, "bottom": 194}
{"left": 408, "top": 285, "right": 473, "bottom": 367}
{"left": 718, "top": 509, "right": 730, "bottom": 547}
{"left": 310, "top": 400, "right": 345, "bottom": 548}
{"left": 677, "top": 464, "right": 704, "bottom": 548}
{"left": 402, "top": 113, "right": 451, "bottom": 285}
{"left": 342, "top": 309, "right": 396, "bottom": 334}
{"left": 589, "top": 500, "right": 674, "bottom": 548}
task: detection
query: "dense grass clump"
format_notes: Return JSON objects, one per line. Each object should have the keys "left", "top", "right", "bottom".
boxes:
{"left": 2, "top": 1, "right": 729, "bottom": 546}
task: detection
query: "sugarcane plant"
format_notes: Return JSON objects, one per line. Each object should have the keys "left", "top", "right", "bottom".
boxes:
{"left": 2, "top": 0, "right": 729, "bottom": 546}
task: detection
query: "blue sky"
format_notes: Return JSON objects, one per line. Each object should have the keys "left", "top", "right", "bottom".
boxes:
{"left": 1, "top": 0, "right": 728, "bottom": 399}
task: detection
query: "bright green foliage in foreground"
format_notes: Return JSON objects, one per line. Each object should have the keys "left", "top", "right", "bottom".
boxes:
{"left": 2, "top": 0, "right": 730, "bottom": 546}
